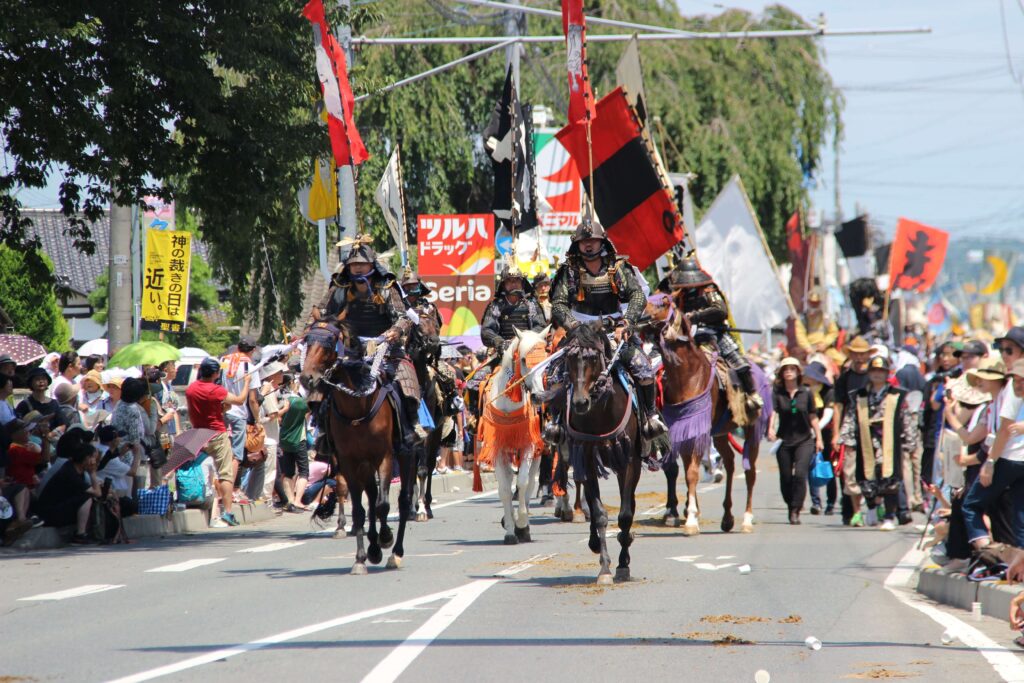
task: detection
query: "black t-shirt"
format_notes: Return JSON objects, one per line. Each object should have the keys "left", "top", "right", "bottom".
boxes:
{"left": 15, "top": 395, "right": 65, "bottom": 429}
{"left": 833, "top": 368, "right": 869, "bottom": 411}
{"left": 36, "top": 460, "right": 90, "bottom": 514}
{"left": 772, "top": 385, "right": 815, "bottom": 446}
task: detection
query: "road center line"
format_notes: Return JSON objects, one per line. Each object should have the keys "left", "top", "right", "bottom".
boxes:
{"left": 359, "top": 579, "right": 498, "bottom": 683}
{"left": 105, "top": 580, "right": 498, "bottom": 683}
{"left": 19, "top": 584, "right": 125, "bottom": 601}
{"left": 237, "top": 541, "right": 305, "bottom": 553}
{"left": 884, "top": 545, "right": 1024, "bottom": 682}
{"left": 146, "top": 559, "right": 226, "bottom": 573}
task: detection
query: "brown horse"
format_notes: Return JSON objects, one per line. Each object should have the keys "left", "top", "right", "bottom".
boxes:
{"left": 300, "top": 320, "right": 415, "bottom": 574}
{"left": 657, "top": 296, "right": 771, "bottom": 535}
{"left": 404, "top": 308, "right": 446, "bottom": 522}
{"left": 561, "top": 321, "right": 643, "bottom": 584}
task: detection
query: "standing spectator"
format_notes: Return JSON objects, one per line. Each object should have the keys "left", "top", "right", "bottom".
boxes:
{"left": 955, "top": 339, "right": 989, "bottom": 372}
{"left": 277, "top": 374, "right": 309, "bottom": 512}
{"left": 16, "top": 368, "right": 64, "bottom": 430}
{"left": 803, "top": 361, "right": 837, "bottom": 515}
{"left": 922, "top": 341, "right": 962, "bottom": 486}
{"left": 78, "top": 370, "right": 106, "bottom": 428}
{"left": 839, "top": 356, "right": 919, "bottom": 530}
{"left": 156, "top": 361, "right": 181, "bottom": 437}
{"left": 247, "top": 361, "right": 287, "bottom": 504}
{"left": 185, "top": 357, "right": 251, "bottom": 527}
{"left": 832, "top": 336, "right": 872, "bottom": 524}
{"left": 50, "top": 351, "right": 81, "bottom": 397}
{"left": 222, "top": 336, "right": 260, "bottom": 496}
{"left": 111, "top": 378, "right": 149, "bottom": 487}
{"left": 40, "top": 352, "right": 60, "bottom": 382}
{"left": 35, "top": 439, "right": 103, "bottom": 544}
{"left": 963, "top": 359, "right": 1024, "bottom": 550}
{"left": 767, "top": 358, "right": 822, "bottom": 525}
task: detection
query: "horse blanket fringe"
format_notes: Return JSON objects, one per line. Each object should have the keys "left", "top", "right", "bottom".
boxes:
{"left": 475, "top": 400, "right": 542, "bottom": 467}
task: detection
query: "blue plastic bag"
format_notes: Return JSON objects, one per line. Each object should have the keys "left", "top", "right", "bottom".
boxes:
{"left": 809, "top": 451, "right": 834, "bottom": 488}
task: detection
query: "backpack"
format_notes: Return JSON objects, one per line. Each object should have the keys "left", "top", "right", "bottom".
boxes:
{"left": 176, "top": 456, "right": 208, "bottom": 504}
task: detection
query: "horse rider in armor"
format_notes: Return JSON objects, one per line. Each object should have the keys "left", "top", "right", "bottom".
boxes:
{"left": 532, "top": 272, "right": 553, "bottom": 324}
{"left": 480, "top": 262, "right": 547, "bottom": 361}
{"left": 665, "top": 257, "right": 763, "bottom": 410}
{"left": 400, "top": 268, "right": 443, "bottom": 329}
{"left": 320, "top": 236, "right": 427, "bottom": 443}
{"left": 548, "top": 219, "right": 667, "bottom": 439}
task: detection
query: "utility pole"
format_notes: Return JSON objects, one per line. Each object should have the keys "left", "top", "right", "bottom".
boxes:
{"left": 337, "top": 0, "right": 358, "bottom": 243}
{"left": 504, "top": 0, "right": 521, "bottom": 90}
{"left": 108, "top": 190, "right": 134, "bottom": 355}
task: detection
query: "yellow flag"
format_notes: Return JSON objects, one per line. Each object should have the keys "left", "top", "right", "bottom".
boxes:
{"left": 141, "top": 229, "right": 192, "bottom": 332}
{"left": 308, "top": 158, "right": 338, "bottom": 221}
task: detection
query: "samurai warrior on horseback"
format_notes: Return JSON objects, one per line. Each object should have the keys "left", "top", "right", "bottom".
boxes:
{"left": 480, "top": 262, "right": 547, "bottom": 360}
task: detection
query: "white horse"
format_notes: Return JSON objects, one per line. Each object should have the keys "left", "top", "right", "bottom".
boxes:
{"left": 478, "top": 327, "right": 549, "bottom": 545}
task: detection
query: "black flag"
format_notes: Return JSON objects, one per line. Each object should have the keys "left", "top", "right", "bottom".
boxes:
{"left": 836, "top": 215, "right": 869, "bottom": 258}
{"left": 483, "top": 66, "right": 536, "bottom": 231}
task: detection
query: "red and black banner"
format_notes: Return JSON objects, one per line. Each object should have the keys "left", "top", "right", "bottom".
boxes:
{"left": 555, "top": 87, "right": 683, "bottom": 270}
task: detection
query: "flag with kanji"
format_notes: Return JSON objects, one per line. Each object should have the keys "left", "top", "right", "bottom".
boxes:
{"left": 303, "top": 0, "right": 368, "bottom": 166}
{"left": 555, "top": 87, "right": 683, "bottom": 270}
{"left": 561, "top": 0, "right": 597, "bottom": 124}
{"left": 889, "top": 218, "right": 948, "bottom": 293}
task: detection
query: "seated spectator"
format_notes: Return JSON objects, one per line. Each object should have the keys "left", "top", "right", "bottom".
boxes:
{"left": 35, "top": 439, "right": 104, "bottom": 544}
{"left": 5, "top": 418, "right": 51, "bottom": 490}
{"left": 301, "top": 456, "right": 336, "bottom": 507}
{"left": 37, "top": 426, "right": 95, "bottom": 495}
{"left": 95, "top": 425, "right": 137, "bottom": 497}
{"left": 54, "top": 382, "right": 83, "bottom": 429}
{"left": 16, "top": 368, "right": 64, "bottom": 431}
{"left": 78, "top": 370, "right": 106, "bottom": 427}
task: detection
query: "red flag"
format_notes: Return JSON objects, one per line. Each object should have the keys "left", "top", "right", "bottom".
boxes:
{"left": 303, "top": 0, "right": 369, "bottom": 166}
{"left": 889, "top": 218, "right": 948, "bottom": 293}
{"left": 556, "top": 88, "right": 683, "bottom": 270}
{"left": 561, "top": 0, "right": 597, "bottom": 124}
{"left": 786, "top": 212, "right": 809, "bottom": 312}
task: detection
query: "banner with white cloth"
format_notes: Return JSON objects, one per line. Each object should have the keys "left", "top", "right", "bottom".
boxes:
{"left": 694, "top": 176, "right": 794, "bottom": 349}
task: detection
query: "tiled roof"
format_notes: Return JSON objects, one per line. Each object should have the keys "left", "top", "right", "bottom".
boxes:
{"left": 23, "top": 208, "right": 214, "bottom": 297}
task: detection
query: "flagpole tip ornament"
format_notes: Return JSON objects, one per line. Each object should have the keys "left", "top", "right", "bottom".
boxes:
{"left": 665, "top": 257, "right": 714, "bottom": 291}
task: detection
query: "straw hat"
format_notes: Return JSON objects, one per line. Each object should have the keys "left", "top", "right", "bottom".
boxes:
{"left": 966, "top": 357, "right": 1007, "bottom": 387}
{"left": 951, "top": 378, "right": 991, "bottom": 406}
{"left": 779, "top": 357, "right": 801, "bottom": 370}
{"left": 81, "top": 370, "right": 104, "bottom": 389}
{"left": 845, "top": 336, "right": 871, "bottom": 354}
{"left": 1008, "top": 359, "right": 1024, "bottom": 379}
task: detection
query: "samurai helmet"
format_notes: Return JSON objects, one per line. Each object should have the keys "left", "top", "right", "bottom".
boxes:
{"left": 337, "top": 234, "right": 378, "bottom": 268}
{"left": 400, "top": 267, "right": 428, "bottom": 296}
{"left": 497, "top": 257, "right": 533, "bottom": 297}
{"left": 665, "top": 257, "right": 714, "bottom": 290}
{"left": 566, "top": 217, "right": 616, "bottom": 259}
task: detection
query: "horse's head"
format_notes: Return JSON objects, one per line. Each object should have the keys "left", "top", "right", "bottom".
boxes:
{"left": 300, "top": 320, "right": 340, "bottom": 391}
{"left": 660, "top": 288, "right": 698, "bottom": 363}
{"left": 564, "top": 321, "right": 612, "bottom": 415}
{"left": 510, "top": 326, "right": 551, "bottom": 401}
{"left": 407, "top": 308, "right": 441, "bottom": 366}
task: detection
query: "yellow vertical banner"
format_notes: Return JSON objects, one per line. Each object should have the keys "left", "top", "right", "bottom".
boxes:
{"left": 141, "top": 229, "right": 192, "bottom": 332}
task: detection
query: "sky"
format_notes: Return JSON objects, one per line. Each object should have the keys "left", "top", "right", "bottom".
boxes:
{"left": 680, "top": 0, "right": 1024, "bottom": 242}
{"left": 15, "top": 1, "right": 1024, "bottom": 245}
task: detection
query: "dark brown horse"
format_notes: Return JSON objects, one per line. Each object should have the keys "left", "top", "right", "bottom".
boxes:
{"left": 404, "top": 308, "right": 446, "bottom": 522}
{"left": 300, "top": 320, "right": 415, "bottom": 574}
{"left": 561, "top": 322, "right": 643, "bottom": 584}
{"left": 657, "top": 296, "right": 771, "bottom": 535}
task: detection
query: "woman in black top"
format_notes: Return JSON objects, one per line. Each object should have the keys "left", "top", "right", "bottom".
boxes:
{"left": 804, "top": 361, "right": 837, "bottom": 515}
{"left": 768, "top": 358, "right": 824, "bottom": 524}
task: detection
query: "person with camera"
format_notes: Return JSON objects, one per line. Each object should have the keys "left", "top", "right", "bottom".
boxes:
{"left": 95, "top": 425, "right": 138, "bottom": 498}
{"left": 35, "top": 437, "right": 105, "bottom": 544}
{"left": 186, "top": 357, "right": 251, "bottom": 527}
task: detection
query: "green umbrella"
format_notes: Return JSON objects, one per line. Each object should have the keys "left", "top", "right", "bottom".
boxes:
{"left": 106, "top": 341, "right": 181, "bottom": 369}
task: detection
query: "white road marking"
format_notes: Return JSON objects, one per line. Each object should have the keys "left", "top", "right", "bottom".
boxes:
{"left": 146, "top": 559, "right": 226, "bottom": 573}
{"left": 494, "top": 553, "right": 557, "bottom": 577}
{"left": 693, "top": 562, "right": 736, "bottom": 571}
{"left": 20, "top": 584, "right": 124, "bottom": 601}
{"left": 384, "top": 491, "right": 496, "bottom": 521}
{"left": 577, "top": 529, "right": 618, "bottom": 544}
{"left": 884, "top": 545, "right": 1024, "bottom": 683}
{"left": 715, "top": 555, "right": 735, "bottom": 560}
{"left": 360, "top": 579, "right": 498, "bottom": 683}
{"left": 106, "top": 579, "right": 499, "bottom": 683}
{"left": 372, "top": 619, "right": 412, "bottom": 624}
{"left": 668, "top": 555, "right": 702, "bottom": 563}
{"left": 237, "top": 541, "right": 305, "bottom": 554}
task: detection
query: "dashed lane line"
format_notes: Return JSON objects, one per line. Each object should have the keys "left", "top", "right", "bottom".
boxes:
{"left": 146, "top": 559, "right": 226, "bottom": 573}
{"left": 237, "top": 541, "right": 306, "bottom": 554}
{"left": 19, "top": 584, "right": 125, "bottom": 601}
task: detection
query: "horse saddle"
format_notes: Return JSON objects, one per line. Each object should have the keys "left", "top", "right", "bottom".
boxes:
{"left": 698, "top": 343, "right": 756, "bottom": 428}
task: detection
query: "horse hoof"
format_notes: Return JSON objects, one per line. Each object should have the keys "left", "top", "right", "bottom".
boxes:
{"left": 713, "top": 469, "right": 724, "bottom": 483}
{"left": 721, "top": 516, "right": 735, "bottom": 533}
{"left": 682, "top": 523, "right": 700, "bottom": 537}
{"left": 663, "top": 515, "right": 680, "bottom": 528}
{"left": 614, "top": 567, "right": 631, "bottom": 583}
{"left": 742, "top": 513, "right": 754, "bottom": 533}
{"left": 514, "top": 526, "right": 531, "bottom": 543}
{"left": 503, "top": 534, "right": 519, "bottom": 545}
{"left": 333, "top": 529, "right": 347, "bottom": 539}
{"left": 741, "top": 523, "right": 754, "bottom": 533}
{"left": 597, "top": 574, "right": 614, "bottom": 586}
{"left": 416, "top": 512, "right": 428, "bottom": 523}
{"left": 351, "top": 563, "right": 368, "bottom": 575}
{"left": 386, "top": 554, "right": 402, "bottom": 570}
{"left": 367, "top": 545, "right": 383, "bottom": 565}
{"left": 426, "top": 508, "right": 434, "bottom": 520}
{"left": 379, "top": 528, "right": 394, "bottom": 549}
{"left": 561, "top": 509, "right": 574, "bottom": 523}
{"left": 588, "top": 537, "right": 602, "bottom": 554}
{"left": 573, "top": 511, "right": 586, "bottom": 524}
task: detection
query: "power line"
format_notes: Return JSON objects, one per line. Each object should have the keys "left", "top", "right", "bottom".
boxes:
{"left": 999, "top": 0, "right": 1024, "bottom": 101}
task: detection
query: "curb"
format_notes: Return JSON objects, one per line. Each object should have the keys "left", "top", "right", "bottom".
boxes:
{"left": 916, "top": 565, "right": 1020, "bottom": 622}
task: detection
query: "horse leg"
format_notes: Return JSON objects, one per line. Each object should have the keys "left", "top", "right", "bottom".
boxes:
{"left": 388, "top": 448, "right": 415, "bottom": 569}
{"left": 742, "top": 440, "right": 758, "bottom": 533}
{"left": 584, "top": 461, "right": 612, "bottom": 585}
{"left": 415, "top": 455, "right": 429, "bottom": 523}
{"left": 681, "top": 447, "right": 702, "bottom": 536}
{"left": 349, "top": 482, "right": 368, "bottom": 575}
{"left": 376, "top": 461, "right": 394, "bottom": 549}
{"left": 662, "top": 456, "right": 681, "bottom": 527}
{"left": 496, "top": 456, "right": 517, "bottom": 545}
{"left": 424, "top": 456, "right": 434, "bottom": 519}
{"left": 514, "top": 455, "right": 539, "bottom": 542}
{"left": 615, "top": 455, "right": 642, "bottom": 582}
{"left": 717, "top": 435, "right": 736, "bottom": 533}
{"left": 365, "top": 474, "right": 383, "bottom": 565}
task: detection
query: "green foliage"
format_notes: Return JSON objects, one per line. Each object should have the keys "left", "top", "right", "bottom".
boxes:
{"left": 0, "top": 245, "right": 70, "bottom": 351}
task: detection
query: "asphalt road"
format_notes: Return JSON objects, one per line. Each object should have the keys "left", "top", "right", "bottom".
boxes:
{"left": 3, "top": 458, "right": 1023, "bottom": 683}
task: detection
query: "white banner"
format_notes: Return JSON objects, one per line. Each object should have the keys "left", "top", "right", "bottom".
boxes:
{"left": 694, "top": 176, "right": 793, "bottom": 349}
{"left": 375, "top": 146, "right": 407, "bottom": 263}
